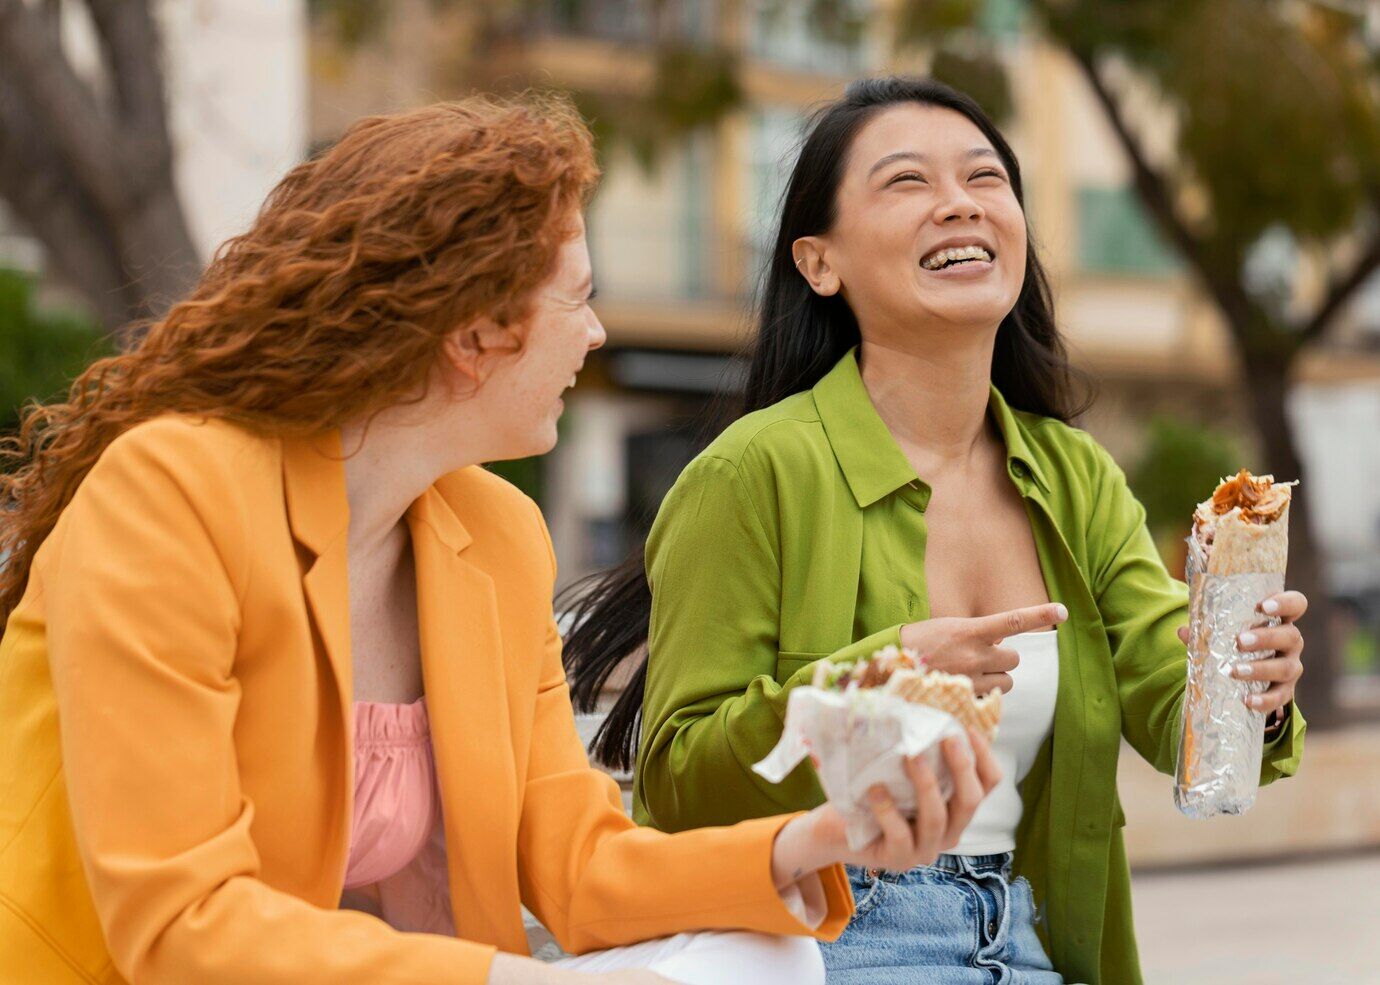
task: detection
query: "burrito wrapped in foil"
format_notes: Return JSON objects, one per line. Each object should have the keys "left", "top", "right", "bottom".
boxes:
{"left": 1174, "top": 470, "right": 1294, "bottom": 818}
{"left": 753, "top": 646, "right": 1001, "bottom": 850}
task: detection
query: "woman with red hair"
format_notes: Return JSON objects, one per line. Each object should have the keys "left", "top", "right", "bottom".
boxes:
{"left": 0, "top": 94, "right": 996, "bottom": 985}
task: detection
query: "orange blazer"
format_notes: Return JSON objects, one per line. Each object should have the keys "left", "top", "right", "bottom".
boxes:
{"left": 0, "top": 416, "right": 852, "bottom": 984}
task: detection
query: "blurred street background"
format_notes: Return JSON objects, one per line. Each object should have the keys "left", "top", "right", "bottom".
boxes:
{"left": 3, "top": 1, "right": 1379, "bottom": 980}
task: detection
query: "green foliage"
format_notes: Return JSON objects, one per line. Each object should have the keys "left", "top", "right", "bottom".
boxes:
{"left": 308, "top": 0, "right": 387, "bottom": 48}
{"left": 894, "top": 0, "right": 984, "bottom": 43}
{"left": 485, "top": 455, "right": 544, "bottom": 503}
{"left": 929, "top": 49, "right": 1014, "bottom": 125}
{"left": 574, "top": 44, "right": 742, "bottom": 172}
{"left": 761, "top": 0, "right": 869, "bottom": 48}
{"left": 1030, "top": 0, "right": 1380, "bottom": 263}
{"left": 1127, "top": 415, "right": 1242, "bottom": 541}
{"left": 0, "top": 269, "right": 111, "bottom": 437}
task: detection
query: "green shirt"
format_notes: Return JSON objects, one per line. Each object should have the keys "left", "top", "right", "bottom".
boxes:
{"left": 634, "top": 348, "right": 1304, "bottom": 985}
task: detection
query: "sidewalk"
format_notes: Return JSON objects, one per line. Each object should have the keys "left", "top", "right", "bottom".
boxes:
{"left": 1131, "top": 850, "right": 1380, "bottom": 984}
{"left": 1118, "top": 724, "right": 1380, "bottom": 868}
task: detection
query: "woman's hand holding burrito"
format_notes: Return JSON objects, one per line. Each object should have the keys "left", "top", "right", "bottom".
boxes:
{"left": 1176, "top": 589, "right": 1307, "bottom": 716}
{"left": 770, "top": 729, "right": 1002, "bottom": 887}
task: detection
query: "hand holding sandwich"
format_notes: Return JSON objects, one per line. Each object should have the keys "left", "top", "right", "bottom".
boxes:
{"left": 769, "top": 728, "right": 1002, "bottom": 884}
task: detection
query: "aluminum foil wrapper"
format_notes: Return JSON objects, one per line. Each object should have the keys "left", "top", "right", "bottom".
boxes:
{"left": 1173, "top": 535, "right": 1282, "bottom": 818}
{"left": 753, "top": 685, "right": 968, "bottom": 850}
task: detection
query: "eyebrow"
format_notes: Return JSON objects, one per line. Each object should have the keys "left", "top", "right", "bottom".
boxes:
{"left": 867, "top": 147, "right": 1000, "bottom": 178}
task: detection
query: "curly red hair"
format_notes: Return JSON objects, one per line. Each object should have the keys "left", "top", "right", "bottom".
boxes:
{"left": 0, "top": 93, "right": 598, "bottom": 624}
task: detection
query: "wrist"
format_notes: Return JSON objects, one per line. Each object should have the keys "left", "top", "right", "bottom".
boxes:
{"left": 771, "top": 811, "right": 830, "bottom": 890}
{"left": 1264, "top": 703, "right": 1290, "bottom": 736}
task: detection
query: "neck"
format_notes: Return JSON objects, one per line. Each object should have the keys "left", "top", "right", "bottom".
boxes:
{"left": 857, "top": 331, "right": 996, "bottom": 470}
{"left": 340, "top": 405, "right": 480, "bottom": 558}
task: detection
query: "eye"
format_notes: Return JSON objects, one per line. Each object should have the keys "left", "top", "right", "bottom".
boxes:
{"left": 888, "top": 171, "right": 927, "bottom": 185}
{"left": 971, "top": 168, "right": 1006, "bottom": 181}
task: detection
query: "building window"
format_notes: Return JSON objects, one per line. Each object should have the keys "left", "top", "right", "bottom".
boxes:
{"left": 746, "top": 107, "right": 808, "bottom": 289}
{"left": 748, "top": 0, "right": 875, "bottom": 74}
{"left": 1077, "top": 185, "right": 1179, "bottom": 277}
{"left": 587, "top": 135, "right": 712, "bottom": 302}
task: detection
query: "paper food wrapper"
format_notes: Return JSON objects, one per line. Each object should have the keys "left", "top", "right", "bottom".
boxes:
{"left": 752, "top": 685, "right": 970, "bottom": 851}
{"left": 1173, "top": 472, "right": 1292, "bottom": 819}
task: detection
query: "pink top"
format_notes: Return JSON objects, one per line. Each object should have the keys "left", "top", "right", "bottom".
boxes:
{"left": 340, "top": 698, "right": 454, "bottom": 934}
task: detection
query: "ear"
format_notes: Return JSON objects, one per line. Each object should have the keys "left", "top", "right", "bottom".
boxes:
{"left": 791, "top": 236, "right": 840, "bottom": 297}
{"left": 440, "top": 317, "right": 523, "bottom": 395}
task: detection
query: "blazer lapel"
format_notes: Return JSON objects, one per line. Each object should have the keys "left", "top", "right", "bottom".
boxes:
{"left": 281, "top": 432, "right": 355, "bottom": 887}
{"left": 408, "top": 486, "right": 525, "bottom": 953}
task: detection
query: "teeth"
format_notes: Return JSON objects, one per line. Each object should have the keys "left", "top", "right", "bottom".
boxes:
{"left": 570, "top": 375, "right": 578, "bottom": 388}
{"left": 922, "top": 245, "right": 992, "bottom": 270}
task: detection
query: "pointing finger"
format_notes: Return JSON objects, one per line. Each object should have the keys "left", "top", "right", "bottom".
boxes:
{"left": 967, "top": 603, "right": 1068, "bottom": 642}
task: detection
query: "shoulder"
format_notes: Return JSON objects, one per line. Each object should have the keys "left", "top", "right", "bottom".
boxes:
{"left": 89, "top": 414, "right": 275, "bottom": 510}
{"left": 698, "top": 391, "right": 825, "bottom": 468}
{"left": 1010, "top": 410, "right": 1121, "bottom": 486}
{"left": 46, "top": 415, "right": 271, "bottom": 591}
{"left": 677, "top": 392, "right": 836, "bottom": 503}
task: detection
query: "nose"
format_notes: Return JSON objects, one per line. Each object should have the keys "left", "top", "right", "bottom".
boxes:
{"left": 932, "top": 179, "right": 984, "bottom": 225}
{"left": 588, "top": 313, "right": 607, "bottom": 352}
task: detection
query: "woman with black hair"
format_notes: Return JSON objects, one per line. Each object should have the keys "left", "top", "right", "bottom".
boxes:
{"left": 563, "top": 78, "right": 1307, "bottom": 984}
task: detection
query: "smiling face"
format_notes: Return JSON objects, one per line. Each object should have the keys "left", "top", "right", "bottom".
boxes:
{"left": 441, "top": 215, "right": 606, "bottom": 463}
{"left": 793, "top": 103, "right": 1028, "bottom": 347}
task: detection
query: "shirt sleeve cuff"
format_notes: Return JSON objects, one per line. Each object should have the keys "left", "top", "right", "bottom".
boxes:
{"left": 776, "top": 872, "right": 829, "bottom": 930}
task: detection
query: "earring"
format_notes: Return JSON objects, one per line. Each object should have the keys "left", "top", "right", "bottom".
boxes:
{"left": 794, "top": 256, "right": 806, "bottom": 268}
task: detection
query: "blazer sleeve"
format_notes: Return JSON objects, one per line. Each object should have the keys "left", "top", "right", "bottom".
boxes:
{"left": 1086, "top": 439, "right": 1305, "bottom": 785}
{"left": 514, "top": 497, "right": 853, "bottom": 955}
{"left": 635, "top": 455, "right": 900, "bottom": 834}
{"left": 43, "top": 424, "right": 497, "bottom": 985}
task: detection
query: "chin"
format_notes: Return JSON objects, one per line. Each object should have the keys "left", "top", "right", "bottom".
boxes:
{"left": 932, "top": 294, "right": 1020, "bottom": 328}
{"left": 531, "top": 420, "right": 560, "bottom": 456}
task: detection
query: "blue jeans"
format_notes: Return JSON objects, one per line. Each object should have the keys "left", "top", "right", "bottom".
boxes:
{"left": 821, "top": 854, "right": 1066, "bottom": 984}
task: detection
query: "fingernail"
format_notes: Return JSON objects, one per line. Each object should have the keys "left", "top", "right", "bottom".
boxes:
{"left": 1239, "top": 632, "right": 1258, "bottom": 648}
{"left": 1248, "top": 695, "right": 1264, "bottom": 709}
{"left": 1262, "top": 599, "right": 1280, "bottom": 615}
{"left": 1053, "top": 603, "right": 1068, "bottom": 622}
{"left": 1234, "top": 663, "right": 1253, "bottom": 677}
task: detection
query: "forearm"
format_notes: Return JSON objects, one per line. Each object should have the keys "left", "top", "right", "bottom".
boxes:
{"left": 637, "top": 684, "right": 823, "bottom": 830}
{"left": 769, "top": 811, "right": 834, "bottom": 890}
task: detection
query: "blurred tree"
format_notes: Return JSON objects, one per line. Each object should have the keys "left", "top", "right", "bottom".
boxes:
{"left": 0, "top": 0, "right": 200, "bottom": 335}
{"left": 313, "top": 0, "right": 1375, "bottom": 722}
{"left": 0, "top": 268, "right": 112, "bottom": 442}
{"left": 310, "top": 0, "right": 743, "bottom": 170}
{"left": 1128, "top": 417, "right": 1242, "bottom": 578}
{"left": 890, "top": 0, "right": 1380, "bottom": 725}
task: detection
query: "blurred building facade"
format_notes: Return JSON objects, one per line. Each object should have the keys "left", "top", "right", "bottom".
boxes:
{"left": 309, "top": 2, "right": 1380, "bottom": 613}
{"left": 9, "top": 1, "right": 1373, "bottom": 637}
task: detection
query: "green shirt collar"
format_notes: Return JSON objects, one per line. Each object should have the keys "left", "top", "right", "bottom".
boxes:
{"left": 811, "top": 347, "right": 1051, "bottom": 509}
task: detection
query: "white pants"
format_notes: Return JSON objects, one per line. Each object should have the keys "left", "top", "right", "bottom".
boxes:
{"left": 553, "top": 930, "right": 825, "bottom": 985}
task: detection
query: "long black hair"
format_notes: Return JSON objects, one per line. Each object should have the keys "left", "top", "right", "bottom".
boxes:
{"left": 561, "top": 76, "right": 1093, "bottom": 771}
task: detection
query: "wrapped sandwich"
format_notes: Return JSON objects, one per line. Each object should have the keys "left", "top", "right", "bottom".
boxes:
{"left": 754, "top": 645, "right": 1002, "bottom": 849}
{"left": 1174, "top": 469, "right": 1294, "bottom": 818}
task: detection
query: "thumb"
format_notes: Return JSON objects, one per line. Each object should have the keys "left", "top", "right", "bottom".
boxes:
{"left": 966, "top": 602, "right": 1068, "bottom": 642}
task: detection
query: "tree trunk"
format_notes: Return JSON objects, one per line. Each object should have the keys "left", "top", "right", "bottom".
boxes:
{"left": 114, "top": 176, "right": 202, "bottom": 329}
{"left": 1242, "top": 352, "right": 1340, "bottom": 728}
